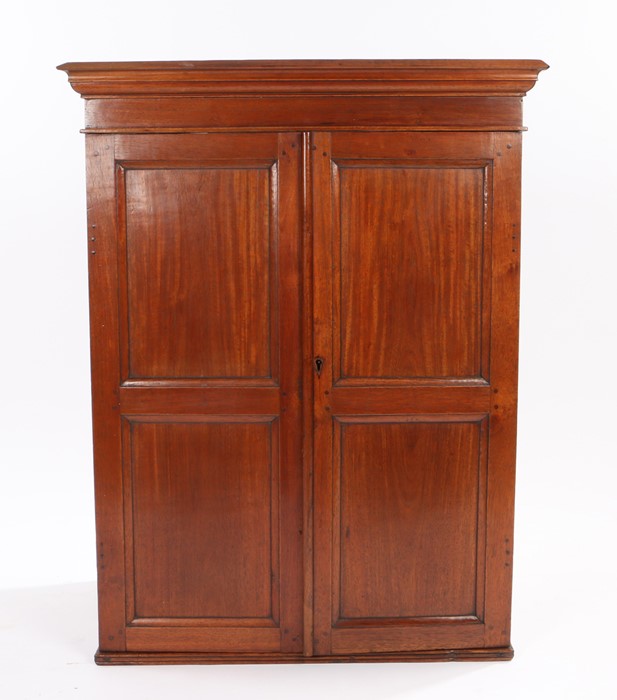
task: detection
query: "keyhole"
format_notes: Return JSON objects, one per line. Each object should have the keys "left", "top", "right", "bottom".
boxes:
{"left": 314, "top": 357, "right": 324, "bottom": 377}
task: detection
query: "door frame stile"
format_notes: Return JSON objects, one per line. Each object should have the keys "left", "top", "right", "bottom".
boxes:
{"left": 86, "top": 133, "right": 127, "bottom": 653}
{"left": 311, "top": 131, "right": 334, "bottom": 656}
{"left": 275, "top": 132, "right": 305, "bottom": 653}
{"left": 302, "top": 131, "right": 315, "bottom": 657}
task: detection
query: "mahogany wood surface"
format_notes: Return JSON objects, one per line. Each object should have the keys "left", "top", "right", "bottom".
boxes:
{"left": 58, "top": 59, "right": 547, "bottom": 665}
{"left": 58, "top": 59, "right": 547, "bottom": 97}
{"left": 80, "top": 96, "right": 525, "bottom": 133}
{"left": 337, "top": 163, "right": 485, "bottom": 379}
{"left": 337, "top": 419, "right": 484, "bottom": 620}
{"left": 95, "top": 646, "right": 514, "bottom": 665}
{"left": 128, "top": 419, "right": 276, "bottom": 621}
{"left": 122, "top": 164, "right": 274, "bottom": 380}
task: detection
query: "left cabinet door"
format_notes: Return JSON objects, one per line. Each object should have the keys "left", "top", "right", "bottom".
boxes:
{"left": 87, "top": 132, "right": 304, "bottom": 657}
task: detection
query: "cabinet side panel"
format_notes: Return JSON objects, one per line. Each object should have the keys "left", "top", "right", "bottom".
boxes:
{"left": 86, "top": 135, "right": 127, "bottom": 651}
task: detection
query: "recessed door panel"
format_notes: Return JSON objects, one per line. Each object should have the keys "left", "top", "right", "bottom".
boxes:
{"left": 337, "top": 419, "right": 483, "bottom": 622}
{"left": 122, "top": 164, "right": 275, "bottom": 381}
{"left": 128, "top": 417, "right": 278, "bottom": 623}
{"left": 336, "top": 164, "right": 485, "bottom": 381}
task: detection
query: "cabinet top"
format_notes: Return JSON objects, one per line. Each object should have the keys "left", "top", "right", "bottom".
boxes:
{"left": 57, "top": 59, "right": 548, "bottom": 98}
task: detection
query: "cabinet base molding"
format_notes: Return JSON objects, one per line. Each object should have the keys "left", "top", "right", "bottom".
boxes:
{"left": 95, "top": 647, "right": 514, "bottom": 665}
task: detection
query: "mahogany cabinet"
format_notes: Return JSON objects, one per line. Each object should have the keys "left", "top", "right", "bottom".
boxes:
{"left": 58, "top": 60, "right": 547, "bottom": 664}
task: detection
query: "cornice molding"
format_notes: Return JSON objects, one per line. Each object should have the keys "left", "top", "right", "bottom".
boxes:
{"left": 57, "top": 59, "right": 549, "bottom": 98}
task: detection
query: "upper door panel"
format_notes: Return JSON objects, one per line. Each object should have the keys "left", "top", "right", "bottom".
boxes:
{"left": 123, "top": 165, "right": 274, "bottom": 380}
{"left": 336, "top": 162, "right": 485, "bottom": 381}
{"left": 330, "top": 132, "right": 493, "bottom": 387}
{"left": 115, "top": 134, "right": 280, "bottom": 386}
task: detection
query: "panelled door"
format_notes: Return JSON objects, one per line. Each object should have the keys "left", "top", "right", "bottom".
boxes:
{"left": 311, "top": 131, "right": 519, "bottom": 655}
{"left": 90, "top": 132, "right": 304, "bottom": 655}
{"left": 91, "top": 128, "right": 519, "bottom": 658}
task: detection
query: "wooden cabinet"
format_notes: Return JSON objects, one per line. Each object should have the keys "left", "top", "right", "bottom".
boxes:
{"left": 58, "top": 60, "right": 547, "bottom": 664}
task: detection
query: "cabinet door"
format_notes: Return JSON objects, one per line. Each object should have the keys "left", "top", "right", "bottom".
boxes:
{"left": 88, "top": 133, "right": 303, "bottom": 656}
{"left": 311, "top": 131, "right": 520, "bottom": 656}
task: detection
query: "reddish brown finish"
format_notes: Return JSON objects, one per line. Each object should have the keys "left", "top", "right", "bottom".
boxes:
{"left": 80, "top": 96, "right": 525, "bottom": 133}
{"left": 85, "top": 135, "right": 126, "bottom": 653}
{"left": 81, "top": 128, "right": 304, "bottom": 657}
{"left": 58, "top": 59, "right": 547, "bottom": 665}
{"left": 337, "top": 418, "right": 485, "bottom": 621}
{"left": 95, "top": 646, "right": 514, "bottom": 665}
{"left": 483, "top": 132, "right": 524, "bottom": 648}
{"left": 337, "top": 163, "right": 485, "bottom": 380}
{"left": 122, "top": 165, "right": 274, "bottom": 380}
{"left": 128, "top": 418, "right": 276, "bottom": 621}
{"left": 301, "top": 132, "right": 316, "bottom": 657}
{"left": 58, "top": 59, "right": 547, "bottom": 97}
{"left": 311, "top": 128, "right": 522, "bottom": 657}
{"left": 58, "top": 60, "right": 547, "bottom": 132}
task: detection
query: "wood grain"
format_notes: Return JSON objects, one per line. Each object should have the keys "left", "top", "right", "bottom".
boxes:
{"left": 58, "top": 59, "right": 548, "bottom": 97}
{"left": 82, "top": 96, "right": 524, "bottom": 133}
{"left": 122, "top": 164, "right": 274, "bottom": 380}
{"left": 275, "top": 133, "right": 304, "bottom": 653}
{"left": 85, "top": 135, "right": 126, "bottom": 652}
{"left": 336, "top": 419, "right": 483, "bottom": 621}
{"left": 311, "top": 132, "right": 335, "bottom": 656}
{"left": 128, "top": 418, "right": 276, "bottom": 621}
{"left": 313, "top": 132, "right": 497, "bottom": 655}
{"left": 95, "top": 646, "right": 514, "bottom": 664}
{"left": 336, "top": 163, "right": 485, "bottom": 380}
{"left": 101, "top": 131, "right": 302, "bottom": 654}
{"left": 483, "top": 133, "right": 523, "bottom": 647}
